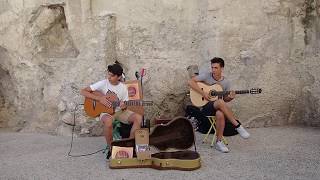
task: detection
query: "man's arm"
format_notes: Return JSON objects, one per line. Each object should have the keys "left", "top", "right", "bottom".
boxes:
{"left": 222, "top": 81, "right": 235, "bottom": 102}
{"left": 223, "top": 91, "right": 235, "bottom": 102}
{"left": 81, "top": 87, "right": 100, "bottom": 100}
{"left": 80, "top": 87, "right": 111, "bottom": 107}
{"left": 119, "top": 84, "right": 128, "bottom": 110}
{"left": 188, "top": 77, "right": 210, "bottom": 100}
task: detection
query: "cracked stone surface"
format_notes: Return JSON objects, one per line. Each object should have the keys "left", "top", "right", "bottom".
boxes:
{"left": 0, "top": 0, "right": 319, "bottom": 135}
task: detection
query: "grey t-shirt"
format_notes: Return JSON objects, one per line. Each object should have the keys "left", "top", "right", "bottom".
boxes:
{"left": 195, "top": 72, "right": 231, "bottom": 91}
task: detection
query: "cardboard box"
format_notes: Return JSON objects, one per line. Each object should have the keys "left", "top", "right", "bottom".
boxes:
{"left": 135, "top": 128, "right": 151, "bottom": 160}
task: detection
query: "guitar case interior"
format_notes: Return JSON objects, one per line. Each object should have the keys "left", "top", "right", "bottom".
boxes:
{"left": 109, "top": 116, "right": 201, "bottom": 170}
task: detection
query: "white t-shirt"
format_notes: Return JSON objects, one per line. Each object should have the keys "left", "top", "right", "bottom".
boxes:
{"left": 90, "top": 79, "right": 129, "bottom": 112}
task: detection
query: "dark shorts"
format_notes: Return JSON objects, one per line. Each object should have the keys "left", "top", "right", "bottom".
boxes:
{"left": 201, "top": 101, "right": 217, "bottom": 116}
{"left": 201, "top": 101, "right": 238, "bottom": 136}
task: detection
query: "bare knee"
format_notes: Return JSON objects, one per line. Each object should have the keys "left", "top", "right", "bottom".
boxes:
{"left": 134, "top": 114, "right": 142, "bottom": 125}
{"left": 215, "top": 110, "right": 225, "bottom": 122}
{"left": 214, "top": 99, "right": 226, "bottom": 109}
{"left": 129, "top": 113, "right": 142, "bottom": 126}
{"left": 101, "top": 115, "right": 113, "bottom": 128}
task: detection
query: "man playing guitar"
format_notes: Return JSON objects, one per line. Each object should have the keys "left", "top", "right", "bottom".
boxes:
{"left": 81, "top": 62, "right": 142, "bottom": 159}
{"left": 188, "top": 57, "right": 250, "bottom": 153}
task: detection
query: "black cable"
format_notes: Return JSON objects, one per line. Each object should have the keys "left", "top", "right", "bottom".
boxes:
{"left": 66, "top": 103, "right": 106, "bottom": 157}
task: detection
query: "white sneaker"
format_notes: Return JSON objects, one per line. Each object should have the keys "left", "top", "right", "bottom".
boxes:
{"left": 236, "top": 125, "right": 250, "bottom": 139}
{"left": 215, "top": 140, "right": 229, "bottom": 153}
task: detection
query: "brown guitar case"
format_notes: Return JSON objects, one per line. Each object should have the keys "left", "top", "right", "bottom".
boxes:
{"left": 109, "top": 116, "right": 201, "bottom": 170}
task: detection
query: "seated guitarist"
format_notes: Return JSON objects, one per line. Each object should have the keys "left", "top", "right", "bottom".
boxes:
{"left": 188, "top": 57, "right": 250, "bottom": 153}
{"left": 81, "top": 63, "right": 142, "bottom": 159}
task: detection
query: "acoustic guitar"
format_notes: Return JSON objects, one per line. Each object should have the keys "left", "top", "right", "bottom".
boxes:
{"left": 84, "top": 91, "right": 153, "bottom": 117}
{"left": 190, "top": 82, "right": 262, "bottom": 107}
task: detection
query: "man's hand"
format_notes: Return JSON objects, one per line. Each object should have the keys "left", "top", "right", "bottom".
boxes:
{"left": 202, "top": 92, "right": 210, "bottom": 101}
{"left": 99, "top": 96, "right": 112, "bottom": 108}
{"left": 120, "top": 101, "right": 127, "bottom": 110}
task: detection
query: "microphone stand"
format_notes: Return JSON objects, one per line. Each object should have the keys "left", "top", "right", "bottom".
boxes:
{"left": 140, "top": 69, "right": 146, "bottom": 128}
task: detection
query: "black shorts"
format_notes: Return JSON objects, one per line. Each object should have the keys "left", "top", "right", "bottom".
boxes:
{"left": 201, "top": 101, "right": 217, "bottom": 116}
{"left": 200, "top": 102, "right": 239, "bottom": 136}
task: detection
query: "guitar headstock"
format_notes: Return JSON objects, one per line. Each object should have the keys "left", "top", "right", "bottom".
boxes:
{"left": 250, "top": 88, "right": 262, "bottom": 94}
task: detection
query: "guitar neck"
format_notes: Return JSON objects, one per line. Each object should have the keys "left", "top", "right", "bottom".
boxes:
{"left": 113, "top": 100, "right": 151, "bottom": 107}
{"left": 212, "top": 90, "right": 250, "bottom": 96}
{"left": 125, "top": 100, "right": 144, "bottom": 106}
{"left": 234, "top": 90, "right": 250, "bottom": 94}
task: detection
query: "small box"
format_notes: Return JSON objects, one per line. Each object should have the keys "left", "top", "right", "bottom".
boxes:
{"left": 111, "top": 146, "right": 133, "bottom": 159}
{"left": 135, "top": 128, "right": 151, "bottom": 160}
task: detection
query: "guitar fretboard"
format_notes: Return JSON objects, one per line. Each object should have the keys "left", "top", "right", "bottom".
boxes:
{"left": 211, "top": 90, "right": 250, "bottom": 96}
{"left": 234, "top": 90, "right": 250, "bottom": 94}
{"left": 112, "top": 100, "right": 153, "bottom": 107}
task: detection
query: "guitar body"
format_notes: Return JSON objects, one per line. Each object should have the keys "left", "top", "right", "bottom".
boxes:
{"left": 190, "top": 82, "right": 223, "bottom": 107}
{"left": 84, "top": 91, "right": 118, "bottom": 117}
{"left": 84, "top": 90, "right": 153, "bottom": 117}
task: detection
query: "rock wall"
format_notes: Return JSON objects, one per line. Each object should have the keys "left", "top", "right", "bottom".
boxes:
{"left": 293, "top": 0, "right": 320, "bottom": 126}
{"left": 0, "top": 0, "right": 319, "bottom": 135}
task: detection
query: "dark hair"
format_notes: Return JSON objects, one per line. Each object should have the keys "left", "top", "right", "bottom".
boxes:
{"left": 107, "top": 62, "right": 123, "bottom": 76}
{"left": 210, "top": 57, "right": 225, "bottom": 67}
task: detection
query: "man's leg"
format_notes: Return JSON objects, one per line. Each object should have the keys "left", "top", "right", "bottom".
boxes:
{"left": 213, "top": 99, "right": 250, "bottom": 139}
{"left": 101, "top": 114, "right": 114, "bottom": 147}
{"left": 214, "top": 110, "right": 229, "bottom": 153}
{"left": 213, "top": 99, "right": 239, "bottom": 126}
{"left": 127, "top": 113, "right": 143, "bottom": 138}
{"left": 215, "top": 110, "right": 225, "bottom": 141}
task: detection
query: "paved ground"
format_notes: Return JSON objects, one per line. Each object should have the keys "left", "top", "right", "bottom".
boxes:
{"left": 0, "top": 126, "right": 320, "bottom": 180}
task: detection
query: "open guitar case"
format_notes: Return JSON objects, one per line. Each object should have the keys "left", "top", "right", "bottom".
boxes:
{"left": 109, "top": 116, "right": 201, "bottom": 170}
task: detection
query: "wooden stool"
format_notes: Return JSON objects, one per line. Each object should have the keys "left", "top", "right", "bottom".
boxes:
{"left": 202, "top": 116, "right": 228, "bottom": 147}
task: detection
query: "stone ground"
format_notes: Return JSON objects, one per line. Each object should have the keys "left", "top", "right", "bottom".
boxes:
{"left": 0, "top": 126, "right": 319, "bottom": 180}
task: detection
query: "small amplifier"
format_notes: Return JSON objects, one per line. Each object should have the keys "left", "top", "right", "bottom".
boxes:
{"left": 154, "top": 117, "right": 172, "bottom": 125}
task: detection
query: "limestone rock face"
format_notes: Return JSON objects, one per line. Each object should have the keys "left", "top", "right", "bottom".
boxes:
{"left": 0, "top": 0, "right": 319, "bottom": 135}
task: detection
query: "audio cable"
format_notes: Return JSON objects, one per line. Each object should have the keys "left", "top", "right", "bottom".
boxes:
{"left": 65, "top": 103, "right": 106, "bottom": 157}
